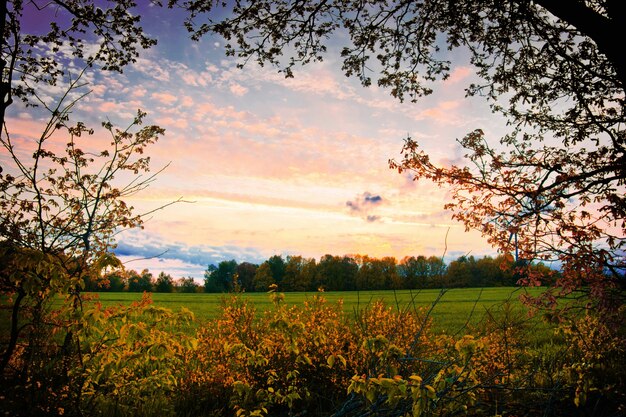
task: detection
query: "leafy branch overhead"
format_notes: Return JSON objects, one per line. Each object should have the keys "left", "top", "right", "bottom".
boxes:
{"left": 1, "top": 0, "right": 158, "bottom": 130}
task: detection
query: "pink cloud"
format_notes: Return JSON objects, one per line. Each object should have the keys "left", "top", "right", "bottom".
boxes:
{"left": 180, "top": 96, "right": 194, "bottom": 107}
{"left": 130, "top": 87, "right": 147, "bottom": 98}
{"left": 445, "top": 66, "right": 472, "bottom": 84}
{"left": 229, "top": 83, "right": 248, "bottom": 96}
{"left": 99, "top": 101, "right": 119, "bottom": 112}
{"left": 160, "top": 116, "right": 189, "bottom": 130}
{"left": 413, "top": 100, "right": 462, "bottom": 123}
{"left": 192, "top": 102, "right": 248, "bottom": 121}
{"left": 151, "top": 92, "right": 178, "bottom": 105}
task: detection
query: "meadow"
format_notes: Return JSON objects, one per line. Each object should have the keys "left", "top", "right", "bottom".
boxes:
{"left": 6, "top": 285, "right": 622, "bottom": 417}
{"left": 84, "top": 286, "right": 550, "bottom": 336}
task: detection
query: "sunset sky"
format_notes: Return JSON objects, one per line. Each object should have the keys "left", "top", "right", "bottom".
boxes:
{"left": 10, "top": 3, "right": 513, "bottom": 280}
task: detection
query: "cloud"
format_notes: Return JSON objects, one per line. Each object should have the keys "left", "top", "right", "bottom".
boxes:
{"left": 229, "top": 82, "right": 248, "bottom": 96}
{"left": 113, "top": 230, "right": 267, "bottom": 278}
{"left": 98, "top": 102, "right": 118, "bottom": 112}
{"left": 413, "top": 100, "right": 463, "bottom": 124}
{"left": 346, "top": 192, "right": 385, "bottom": 222}
{"left": 445, "top": 66, "right": 473, "bottom": 84}
{"left": 151, "top": 92, "right": 178, "bottom": 105}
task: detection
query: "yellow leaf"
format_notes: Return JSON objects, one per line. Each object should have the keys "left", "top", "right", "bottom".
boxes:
{"left": 327, "top": 355, "right": 335, "bottom": 368}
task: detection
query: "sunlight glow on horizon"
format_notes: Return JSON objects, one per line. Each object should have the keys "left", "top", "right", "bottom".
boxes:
{"left": 3, "top": 6, "right": 509, "bottom": 279}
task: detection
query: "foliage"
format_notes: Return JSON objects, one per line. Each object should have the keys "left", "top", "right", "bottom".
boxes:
{"left": 316, "top": 254, "right": 359, "bottom": 291}
{"left": 235, "top": 262, "right": 259, "bottom": 292}
{"left": 557, "top": 308, "right": 626, "bottom": 411}
{"left": 84, "top": 270, "right": 127, "bottom": 292}
{"left": 0, "top": 100, "right": 164, "bottom": 374}
{"left": 1, "top": 1, "right": 157, "bottom": 128}
{"left": 174, "top": 292, "right": 626, "bottom": 416}
{"left": 355, "top": 255, "right": 402, "bottom": 290}
{"left": 75, "top": 294, "right": 196, "bottom": 417}
{"left": 177, "top": 276, "right": 199, "bottom": 293}
{"left": 180, "top": 292, "right": 434, "bottom": 416}
{"left": 2, "top": 288, "right": 621, "bottom": 416}
{"left": 1, "top": 2, "right": 168, "bottom": 408}
{"left": 281, "top": 255, "right": 316, "bottom": 292}
{"left": 128, "top": 269, "right": 155, "bottom": 293}
{"left": 205, "top": 260, "right": 238, "bottom": 292}
{"left": 1, "top": 293, "right": 196, "bottom": 417}
{"left": 155, "top": 272, "right": 175, "bottom": 293}
{"left": 108, "top": 253, "right": 558, "bottom": 294}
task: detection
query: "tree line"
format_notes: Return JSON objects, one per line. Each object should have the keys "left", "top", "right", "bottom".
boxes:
{"left": 85, "top": 253, "right": 553, "bottom": 293}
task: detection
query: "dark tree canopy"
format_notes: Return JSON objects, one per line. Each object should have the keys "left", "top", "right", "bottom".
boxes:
{"left": 172, "top": 0, "right": 625, "bottom": 311}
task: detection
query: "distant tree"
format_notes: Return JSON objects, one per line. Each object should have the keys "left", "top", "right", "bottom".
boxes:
{"left": 235, "top": 262, "right": 258, "bottom": 292}
{"left": 128, "top": 269, "right": 154, "bottom": 292}
{"left": 282, "top": 255, "right": 316, "bottom": 292}
{"left": 104, "top": 272, "right": 127, "bottom": 292}
{"left": 356, "top": 256, "right": 401, "bottom": 290}
{"left": 204, "top": 260, "right": 238, "bottom": 292}
{"left": 381, "top": 257, "right": 402, "bottom": 289}
{"left": 266, "top": 255, "right": 286, "bottom": 286}
{"left": 474, "top": 255, "right": 515, "bottom": 287}
{"left": 203, "top": 264, "right": 218, "bottom": 292}
{"left": 84, "top": 270, "right": 127, "bottom": 292}
{"left": 445, "top": 256, "right": 478, "bottom": 288}
{"left": 316, "top": 254, "right": 358, "bottom": 291}
{"left": 155, "top": 272, "right": 175, "bottom": 293}
{"left": 427, "top": 256, "right": 447, "bottom": 288}
{"left": 300, "top": 257, "right": 318, "bottom": 291}
{"left": 399, "top": 256, "right": 430, "bottom": 289}
{"left": 83, "top": 274, "right": 102, "bottom": 292}
{"left": 253, "top": 262, "right": 275, "bottom": 292}
{"left": 177, "top": 277, "right": 199, "bottom": 293}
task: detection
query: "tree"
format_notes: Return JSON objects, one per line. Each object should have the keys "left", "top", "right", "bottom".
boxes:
{"left": 204, "top": 260, "right": 238, "bottom": 292}
{"left": 128, "top": 269, "right": 154, "bottom": 292}
{"left": 475, "top": 255, "right": 516, "bottom": 287}
{"left": 1, "top": 92, "right": 163, "bottom": 379}
{"left": 445, "top": 256, "right": 478, "bottom": 288}
{"left": 0, "top": 2, "right": 175, "bottom": 414}
{"left": 0, "top": 114, "right": 163, "bottom": 410}
{"left": 177, "top": 276, "right": 198, "bottom": 293}
{"left": 354, "top": 256, "right": 402, "bottom": 290}
{"left": 253, "top": 262, "right": 275, "bottom": 292}
{"left": 399, "top": 255, "right": 430, "bottom": 289}
{"left": 316, "top": 254, "right": 358, "bottom": 291}
{"left": 203, "top": 264, "right": 218, "bottom": 292}
{"left": 282, "top": 255, "right": 316, "bottom": 292}
{"left": 102, "top": 271, "right": 127, "bottom": 292}
{"left": 1, "top": 0, "right": 167, "bottom": 380}
{"left": 266, "top": 255, "right": 286, "bottom": 286}
{"left": 1, "top": 1, "right": 157, "bottom": 133}
{"left": 155, "top": 272, "right": 175, "bottom": 293}
{"left": 83, "top": 269, "right": 127, "bottom": 292}
{"left": 426, "top": 256, "right": 447, "bottom": 288}
{"left": 235, "top": 261, "right": 258, "bottom": 292}
{"left": 179, "top": 0, "right": 625, "bottom": 314}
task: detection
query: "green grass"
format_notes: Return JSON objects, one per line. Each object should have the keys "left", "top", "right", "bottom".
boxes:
{"left": 83, "top": 287, "right": 551, "bottom": 336}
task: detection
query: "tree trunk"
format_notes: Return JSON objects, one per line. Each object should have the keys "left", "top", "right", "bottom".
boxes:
{"left": 0, "top": 290, "right": 25, "bottom": 376}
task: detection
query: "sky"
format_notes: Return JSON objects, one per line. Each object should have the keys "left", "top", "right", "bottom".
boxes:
{"left": 9, "top": 3, "right": 513, "bottom": 281}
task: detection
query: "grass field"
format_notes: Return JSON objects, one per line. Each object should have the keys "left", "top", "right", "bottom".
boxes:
{"left": 84, "top": 286, "right": 552, "bottom": 337}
